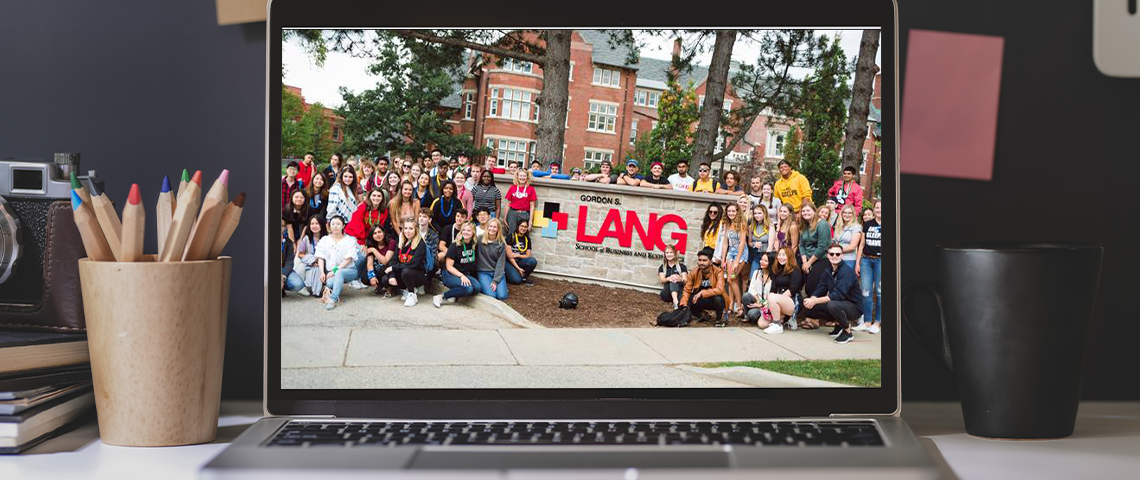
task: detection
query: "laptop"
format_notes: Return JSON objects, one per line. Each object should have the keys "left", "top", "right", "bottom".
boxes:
{"left": 204, "top": 0, "right": 936, "bottom": 478}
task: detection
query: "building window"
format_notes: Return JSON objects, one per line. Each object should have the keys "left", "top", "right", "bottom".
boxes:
{"left": 492, "top": 138, "right": 531, "bottom": 167}
{"left": 568, "top": 62, "right": 574, "bottom": 82}
{"left": 583, "top": 149, "right": 613, "bottom": 170}
{"left": 529, "top": 141, "right": 538, "bottom": 164}
{"left": 698, "top": 95, "right": 731, "bottom": 112}
{"left": 630, "top": 118, "right": 638, "bottom": 145}
{"left": 331, "top": 126, "right": 341, "bottom": 142}
{"left": 723, "top": 99, "right": 732, "bottom": 111}
{"left": 463, "top": 93, "right": 474, "bottom": 120}
{"left": 592, "top": 66, "right": 620, "bottom": 88}
{"left": 634, "top": 89, "right": 660, "bottom": 108}
{"left": 489, "top": 88, "right": 533, "bottom": 122}
{"left": 587, "top": 101, "right": 617, "bottom": 133}
{"left": 651, "top": 120, "right": 659, "bottom": 130}
{"left": 501, "top": 57, "right": 533, "bottom": 74}
{"left": 767, "top": 131, "right": 786, "bottom": 158}
{"left": 860, "top": 151, "right": 870, "bottom": 174}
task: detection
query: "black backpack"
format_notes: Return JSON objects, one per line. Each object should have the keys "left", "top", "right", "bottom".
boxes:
{"left": 656, "top": 306, "right": 692, "bottom": 327}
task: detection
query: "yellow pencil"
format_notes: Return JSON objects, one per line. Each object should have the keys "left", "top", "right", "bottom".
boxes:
{"left": 70, "top": 191, "right": 115, "bottom": 262}
{"left": 88, "top": 181, "right": 123, "bottom": 261}
{"left": 156, "top": 175, "right": 175, "bottom": 259}
{"left": 182, "top": 170, "right": 229, "bottom": 261}
{"left": 121, "top": 184, "right": 145, "bottom": 262}
{"left": 208, "top": 192, "right": 245, "bottom": 259}
{"left": 159, "top": 170, "right": 202, "bottom": 262}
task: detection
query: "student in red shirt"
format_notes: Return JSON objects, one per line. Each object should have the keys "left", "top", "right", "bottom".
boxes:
{"left": 297, "top": 152, "right": 317, "bottom": 187}
{"left": 504, "top": 169, "right": 537, "bottom": 236}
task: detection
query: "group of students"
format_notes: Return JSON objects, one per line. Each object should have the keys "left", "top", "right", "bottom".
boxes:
{"left": 656, "top": 161, "right": 882, "bottom": 345}
{"left": 280, "top": 150, "right": 542, "bottom": 309}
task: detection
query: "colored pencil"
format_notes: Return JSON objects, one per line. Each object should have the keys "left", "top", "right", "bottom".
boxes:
{"left": 178, "top": 168, "right": 189, "bottom": 199}
{"left": 121, "top": 184, "right": 145, "bottom": 262}
{"left": 69, "top": 172, "right": 91, "bottom": 207}
{"left": 159, "top": 170, "right": 202, "bottom": 262}
{"left": 207, "top": 192, "right": 245, "bottom": 259}
{"left": 87, "top": 180, "right": 123, "bottom": 261}
{"left": 182, "top": 170, "right": 229, "bottom": 261}
{"left": 156, "top": 175, "right": 175, "bottom": 259}
{"left": 70, "top": 191, "right": 115, "bottom": 262}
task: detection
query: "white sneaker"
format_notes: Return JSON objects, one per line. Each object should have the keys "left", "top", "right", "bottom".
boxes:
{"left": 763, "top": 323, "right": 784, "bottom": 334}
{"left": 298, "top": 287, "right": 311, "bottom": 297}
{"left": 868, "top": 324, "right": 881, "bottom": 334}
{"left": 432, "top": 294, "right": 443, "bottom": 308}
{"left": 404, "top": 292, "right": 418, "bottom": 307}
{"left": 349, "top": 280, "right": 366, "bottom": 290}
{"left": 401, "top": 290, "right": 409, "bottom": 301}
{"left": 852, "top": 323, "right": 871, "bottom": 332}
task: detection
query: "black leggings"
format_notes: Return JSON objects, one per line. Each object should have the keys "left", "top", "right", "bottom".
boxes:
{"left": 804, "top": 259, "right": 829, "bottom": 296}
{"left": 659, "top": 282, "right": 684, "bottom": 303}
{"left": 385, "top": 268, "right": 429, "bottom": 291}
{"left": 689, "top": 295, "right": 725, "bottom": 321}
{"left": 802, "top": 299, "right": 861, "bottom": 328}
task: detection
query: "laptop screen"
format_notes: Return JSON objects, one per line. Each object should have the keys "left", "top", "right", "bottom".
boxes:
{"left": 278, "top": 28, "right": 886, "bottom": 393}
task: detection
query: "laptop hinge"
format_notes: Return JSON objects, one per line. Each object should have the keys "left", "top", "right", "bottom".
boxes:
{"left": 828, "top": 413, "right": 895, "bottom": 417}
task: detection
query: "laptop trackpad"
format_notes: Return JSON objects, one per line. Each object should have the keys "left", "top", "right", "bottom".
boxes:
{"left": 409, "top": 450, "right": 731, "bottom": 470}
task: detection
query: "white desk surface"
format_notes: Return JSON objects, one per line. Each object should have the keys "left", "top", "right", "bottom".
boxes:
{"left": 1, "top": 401, "right": 1137, "bottom": 479}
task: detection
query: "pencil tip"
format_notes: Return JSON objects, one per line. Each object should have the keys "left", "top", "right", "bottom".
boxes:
{"left": 70, "top": 190, "right": 82, "bottom": 210}
{"left": 219, "top": 169, "right": 230, "bottom": 187}
{"left": 70, "top": 171, "right": 82, "bottom": 190}
{"left": 233, "top": 192, "right": 247, "bottom": 208}
{"left": 161, "top": 175, "right": 171, "bottom": 193}
{"left": 191, "top": 170, "right": 202, "bottom": 185}
{"left": 128, "top": 184, "right": 141, "bottom": 205}
{"left": 88, "top": 179, "right": 104, "bottom": 197}
{"left": 181, "top": 169, "right": 190, "bottom": 182}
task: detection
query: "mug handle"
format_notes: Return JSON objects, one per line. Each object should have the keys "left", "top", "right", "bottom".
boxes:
{"left": 901, "top": 282, "right": 954, "bottom": 374}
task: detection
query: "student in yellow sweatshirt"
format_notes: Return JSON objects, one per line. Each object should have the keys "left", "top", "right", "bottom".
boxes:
{"left": 774, "top": 159, "right": 812, "bottom": 212}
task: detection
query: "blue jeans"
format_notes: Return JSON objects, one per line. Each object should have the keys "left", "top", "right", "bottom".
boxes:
{"left": 477, "top": 271, "right": 508, "bottom": 300}
{"left": 860, "top": 257, "right": 882, "bottom": 324}
{"left": 843, "top": 259, "right": 856, "bottom": 271}
{"left": 748, "top": 247, "right": 765, "bottom": 279}
{"left": 354, "top": 255, "right": 367, "bottom": 282}
{"left": 325, "top": 266, "right": 359, "bottom": 303}
{"left": 506, "top": 257, "right": 538, "bottom": 284}
{"left": 285, "top": 272, "right": 304, "bottom": 292}
{"left": 441, "top": 270, "right": 480, "bottom": 300}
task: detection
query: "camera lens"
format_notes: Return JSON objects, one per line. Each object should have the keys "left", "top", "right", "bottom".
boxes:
{"left": 0, "top": 197, "right": 24, "bottom": 284}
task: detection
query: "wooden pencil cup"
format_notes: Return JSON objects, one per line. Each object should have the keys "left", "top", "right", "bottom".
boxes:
{"left": 78, "top": 255, "right": 232, "bottom": 447}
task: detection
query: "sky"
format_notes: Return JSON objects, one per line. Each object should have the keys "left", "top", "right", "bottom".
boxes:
{"left": 282, "top": 29, "right": 882, "bottom": 109}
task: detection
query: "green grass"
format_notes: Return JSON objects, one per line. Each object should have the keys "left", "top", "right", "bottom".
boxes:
{"left": 697, "top": 360, "right": 882, "bottom": 387}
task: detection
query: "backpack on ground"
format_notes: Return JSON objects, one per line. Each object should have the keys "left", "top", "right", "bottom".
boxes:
{"left": 656, "top": 307, "right": 692, "bottom": 327}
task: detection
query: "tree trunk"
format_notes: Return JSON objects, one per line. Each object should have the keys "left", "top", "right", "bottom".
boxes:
{"left": 840, "top": 29, "right": 880, "bottom": 172}
{"left": 690, "top": 30, "right": 736, "bottom": 169}
{"left": 536, "top": 30, "right": 571, "bottom": 167}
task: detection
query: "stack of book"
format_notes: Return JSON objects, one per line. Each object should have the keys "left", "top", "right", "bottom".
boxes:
{"left": 0, "top": 330, "right": 94, "bottom": 454}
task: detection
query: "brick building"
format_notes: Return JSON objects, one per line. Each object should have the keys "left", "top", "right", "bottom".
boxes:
{"left": 284, "top": 85, "right": 346, "bottom": 150}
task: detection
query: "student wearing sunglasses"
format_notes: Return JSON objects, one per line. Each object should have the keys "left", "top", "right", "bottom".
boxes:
{"left": 801, "top": 243, "right": 863, "bottom": 344}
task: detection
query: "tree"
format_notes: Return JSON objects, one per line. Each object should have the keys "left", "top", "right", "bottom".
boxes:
{"left": 797, "top": 36, "right": 851, "bottom": 206}
{"left": 281, "top": 85, "right": 336, "bottom": 161}
{"left": 841, "top": 29, "right": 881, "bottom": 172}
{"left": 337, "top": 38, "right": 485, "bottom": 158}
{"left": 690, "top": 30, "right": 737, "bottom": 169}
{"left": 628, "top": 76, "right": 701, "bottom": 173}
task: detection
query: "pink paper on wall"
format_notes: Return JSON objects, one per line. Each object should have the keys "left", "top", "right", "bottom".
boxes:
{"left": 901, "top": 30, "right": 1004, "bottom": 181}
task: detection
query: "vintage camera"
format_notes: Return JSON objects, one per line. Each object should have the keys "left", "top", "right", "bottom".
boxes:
{"left": 0, "top": 153, "right": 104, "bottom": 330}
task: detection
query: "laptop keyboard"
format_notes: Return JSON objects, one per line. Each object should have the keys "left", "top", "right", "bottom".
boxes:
{"left": 266, "top": 420, "right": 884, "bottom": 448}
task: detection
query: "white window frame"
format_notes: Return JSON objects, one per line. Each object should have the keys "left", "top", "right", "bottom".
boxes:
{"left": 767, "top": 131, "right": 787, "bottom": 158}
{"left": 500, "top": 57, "right": 533, "bottom": 74}
{"left": 583, "top": 148, "right": 614, "bottom": 170}
{"left": 591, "top": 66, "right": 621, "bottom": 88}
{"left": 587, "top": 100, "right": 618, "bottom": 134}
{"left": 630, "top": 118, "right": 638, "bottom": 145}
{"left": 568, "top": 61, "right": 575, "bottom": 82}
{"left": 489, "top": 88, "right": 498, "bottom": 117}
{"left": 635, "top": 89, "right": 661, "bottom": 108}
{"left": 488, "top": 136, "right": 533, "bottom": 167}
{"left": 487, "top": 87, "right": 534, "bottom": 122}
{"left": 463, "top": 92, "right": 474, "bottom": 120}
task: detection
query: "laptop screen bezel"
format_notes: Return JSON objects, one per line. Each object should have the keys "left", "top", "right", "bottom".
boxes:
{"left": 265, "top": 0, "right": 900, "bottom": 418}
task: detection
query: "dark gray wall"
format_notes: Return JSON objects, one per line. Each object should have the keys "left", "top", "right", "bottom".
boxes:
{"left": 2, "top": 1, "right": 1137, "bottom": 400}
{"left": 1, "top": 1, "right": 266, "bottom": 399}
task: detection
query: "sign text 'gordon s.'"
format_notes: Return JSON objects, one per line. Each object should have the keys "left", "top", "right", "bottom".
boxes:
{"left": 573, "top": 195, "right": 688, "bottom": 253}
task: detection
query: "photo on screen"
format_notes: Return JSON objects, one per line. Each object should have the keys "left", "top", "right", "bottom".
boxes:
{"left": 278, "top": 28, "right": 885, "bottom": 389}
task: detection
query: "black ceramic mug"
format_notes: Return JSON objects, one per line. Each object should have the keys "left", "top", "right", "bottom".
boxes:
{"left": 902, "top": 243, "right": 1103, "bottom": 439}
